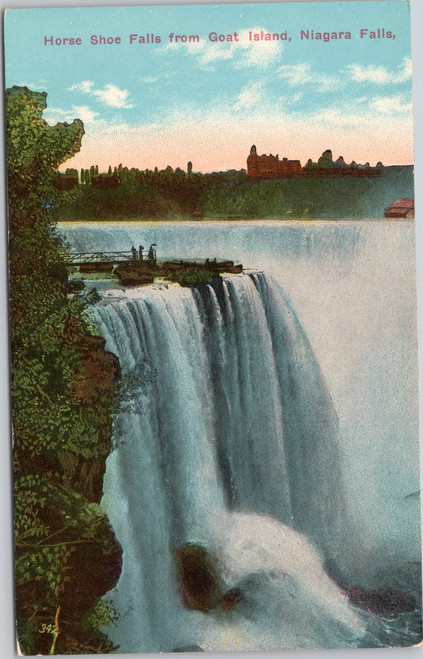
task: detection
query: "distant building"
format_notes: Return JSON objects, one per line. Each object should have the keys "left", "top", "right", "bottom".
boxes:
{"left": 384, "top": 198, "right": 414, "bottom": 219}
{"left": 247, "top": 145, "right": 381, "bottom": 179}
{"left": 247, "top": 145, "right": 302, "bottom": 178}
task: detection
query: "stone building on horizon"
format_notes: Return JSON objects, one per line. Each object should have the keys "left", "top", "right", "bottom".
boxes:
{"left": 247, "top": 145, "right": 303, "bottom": 179}
{"left": 247, "top": 145, "right": 382, "bottom": 179}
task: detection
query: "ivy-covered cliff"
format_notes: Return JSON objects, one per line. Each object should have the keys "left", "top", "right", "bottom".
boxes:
{"left": 7, "top": 86, "right": 122, "bottom": 655}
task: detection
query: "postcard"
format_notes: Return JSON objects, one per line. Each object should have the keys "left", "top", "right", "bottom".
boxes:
{"left": 4, "top": 0, "right": 421, "bottom": 654}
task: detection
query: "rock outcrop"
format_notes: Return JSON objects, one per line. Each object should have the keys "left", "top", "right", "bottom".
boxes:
{"left": 175, "top": 543, "right": 244, "bottom": 614}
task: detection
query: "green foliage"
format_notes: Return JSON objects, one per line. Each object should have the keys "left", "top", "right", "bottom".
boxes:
{"left": 15, "top": 474, "right": 120, "bottom": 654}
{"left": 14, "top": 474, "right": 103, "bottom": 602}
{"left": 83, "top": 598, "right": 118, "bottom": 633}
{"left": 15, "top": 474, "right": 110, "bottom": 550}
{"left": 54, "top": 162, "right": 413, "bottom": 220}
{"left": 78, "top": 598, "right": 119, "bottom": 654}
{"left": 7, "top": 87, "right": 120, "bottom": 655}
{"left": 167, "top": 268, "right": 221, "bottom": 288}
{"left": 7, "top": 87, "right": 112, "bottom": 467}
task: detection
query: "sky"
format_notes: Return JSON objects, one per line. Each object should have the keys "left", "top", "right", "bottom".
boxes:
{"left": 4, "top": 0, "right": 413, "bottom": 172}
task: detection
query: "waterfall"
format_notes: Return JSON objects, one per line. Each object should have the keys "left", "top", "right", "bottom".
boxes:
{"left": 90, "top": 273, "right": 368, "bottom": 652}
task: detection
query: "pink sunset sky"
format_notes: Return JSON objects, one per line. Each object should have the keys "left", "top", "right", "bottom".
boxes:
{"left": 61, "top": 106, "right": 413, "bottom": 173}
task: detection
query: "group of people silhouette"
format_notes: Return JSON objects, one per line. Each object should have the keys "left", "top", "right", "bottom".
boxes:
{"left": 131, "top": 243, "right": 157, "bottom": 261}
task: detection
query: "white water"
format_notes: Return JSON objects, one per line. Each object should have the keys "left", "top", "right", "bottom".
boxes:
{"left": 61, "top": 219, "right": 421, "bottom": 650}
{"left": 91, "top": 274, "right": 365, "bottom": 651}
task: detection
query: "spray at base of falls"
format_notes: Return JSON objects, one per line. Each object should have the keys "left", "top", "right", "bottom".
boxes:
{"left": 90, "top": 273, "right": 374, "bottom": 651}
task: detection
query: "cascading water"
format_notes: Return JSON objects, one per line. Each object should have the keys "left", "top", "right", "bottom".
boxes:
{"left": 90, "top": 272, "right": 373, "bottom": 652}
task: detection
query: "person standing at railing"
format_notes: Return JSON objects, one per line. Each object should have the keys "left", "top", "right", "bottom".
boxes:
{"left": 131, "top": 246, "right": 137, "bottom": 260}
{"left": 139, "top": 245, "right": 144, "bottom": 260}
{"left": 148, "top": 243, "right": 157, "bottom": 261}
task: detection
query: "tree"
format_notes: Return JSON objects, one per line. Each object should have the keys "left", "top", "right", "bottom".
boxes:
{"left": 7, "top": 86, "right": 121, "bottom": 655}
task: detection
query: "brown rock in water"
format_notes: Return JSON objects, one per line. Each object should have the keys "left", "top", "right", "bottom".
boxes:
{"left": 115, "top": 264, "right": 155, "bottom": 286}
{"left": 346, "top": 586, "right": 416, "bottom": 615}
{"left": 120, "top": 276, "right": 155, "bottom": 287}
{"left": 175, "top": 544, "right": 222, "bottom": 612}
{"left": 59, "top": 517, "right": 122, "bottom": 625}
{"left": 220, "top": 587, "right": 243, "bottom": 611}
{"left": 62, "top": 279, "right": 85, "bottom": 294}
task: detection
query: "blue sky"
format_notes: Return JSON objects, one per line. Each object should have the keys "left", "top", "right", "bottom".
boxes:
{"left": 4, "top": 1, "right": 413, "bottom": 170}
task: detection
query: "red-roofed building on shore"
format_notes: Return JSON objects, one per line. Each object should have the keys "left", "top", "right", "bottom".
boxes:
{"left": 384, "top": 199, "right": 415, "bottom": 219}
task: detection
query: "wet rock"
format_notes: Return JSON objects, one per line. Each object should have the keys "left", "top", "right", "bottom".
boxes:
{"left": 347, "top": 587, "right": 416, "bottom": 615}
{"left": 62, "top": 279, "right": 85, "bottom": 294}
{"left": 59, "top": 519, "right": 122, "bottom": 623}
{"left": 120, "top": 275, "right": 155, "bottom": 287}
{"left": 220, "top": 587, "right": 243, "bottom": 611}
{"left": 175, "top": 543, "right": 222, "bottom": 612}
{"left": 327, "top": 563, "right": 417, "bottom": 617}
{"left": 114, "top": 264, "right": 156, "bottom": 286}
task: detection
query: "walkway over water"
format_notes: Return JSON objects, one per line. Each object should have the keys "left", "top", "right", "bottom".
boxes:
{"left": 65, "top": 248, "right": 156, "bottom": 265}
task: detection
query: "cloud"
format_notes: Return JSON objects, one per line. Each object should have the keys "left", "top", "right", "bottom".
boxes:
{"left": 71, "top": 106, "right": 101, "bottom": 124}
{"left": 164, "top": 27, "right": 284, "bottom": 69}
{"left": 44, "top": 105, "right": 100, "bottom": 126}
{"left": 277, "top": 63, "right": 342, "bottom": 92}
{"left": 369, "top": 93, "right": 412, "bottom": 115}
{"left": 68, "top": 80, "right": 94, "bottom": 93}
{"left": 303, "top": 92, "right": 412, "bottom": 128}
{"left": 164, "top": 37, "right": 233, "bottom": 68}
{"left": 234, "top": 81, "right": 265, "bottom": 110}
{"left": 346, "top": 57, "right": 412, "bottom": 85}
{"left": 236, "top": 28, "right": 284, "bottom": 68}
{"left": 67, "top": 80, "right": 134, "bottom": 108}
{"left": 15, "top": 81, "right": 49, "bottom": 91}
{"left": 307, "top": 107, "right": 374, "bottom": 128}
{"left": 92, "top": 84, "right": 134, "bottom": 109}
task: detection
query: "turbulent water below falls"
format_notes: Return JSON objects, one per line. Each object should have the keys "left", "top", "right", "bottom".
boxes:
{"left": 89, "top": 272, "right": 422, "bottom": 652}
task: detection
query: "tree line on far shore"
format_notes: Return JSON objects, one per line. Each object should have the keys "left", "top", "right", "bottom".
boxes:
{"left": 54, "top": 162, "right": 414, "bottom": 221}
